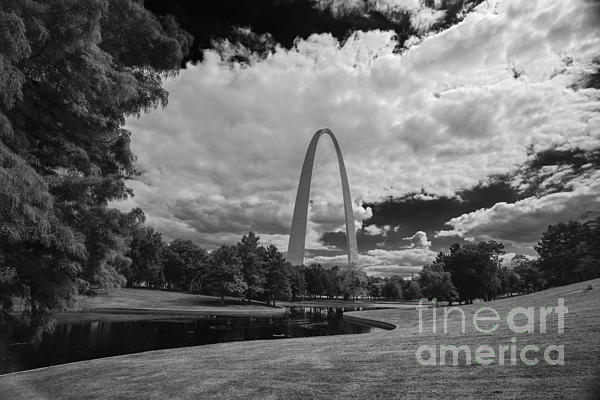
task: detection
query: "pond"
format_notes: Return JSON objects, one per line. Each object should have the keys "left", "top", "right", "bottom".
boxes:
{"left": 0, "top": 306, "right": 380, "bottom": 374}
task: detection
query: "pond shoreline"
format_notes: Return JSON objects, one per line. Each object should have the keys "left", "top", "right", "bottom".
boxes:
{"left": 64, "top": 288, "right": 420, "bottom": 320}
{"left": 2, "top": 279, "right": 597, "bottom": 399}
{"left": 65, "top": 306, "right": 287, "bottom": 318}
{"left": 342, "top": 313, "right": 397, "bottom": 330}
{"left": 1, "top": 304, "right": 383, "bottom": 375}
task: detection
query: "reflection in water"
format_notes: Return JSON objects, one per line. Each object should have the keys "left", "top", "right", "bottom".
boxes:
{"left": 0, "top": 307, "right": 377, "bottom": 374}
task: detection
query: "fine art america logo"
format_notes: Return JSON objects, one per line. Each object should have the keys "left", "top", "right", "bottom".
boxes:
{"left": 415, "top": 299, "right": 568, "bottom": 366}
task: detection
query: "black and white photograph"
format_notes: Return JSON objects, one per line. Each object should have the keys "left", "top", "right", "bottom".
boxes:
{"left": 1, "top": 0, "right": 599, "bottom": 398}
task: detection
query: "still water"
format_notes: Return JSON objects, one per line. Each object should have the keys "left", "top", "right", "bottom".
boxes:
{"left": 0, "top": 306, "right": 378, "bottom": 374}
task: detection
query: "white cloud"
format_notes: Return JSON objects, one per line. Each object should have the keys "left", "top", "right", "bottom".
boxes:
{"left": 117, "top": 0, "right": 600, "bottom": 258}
{"left": 362, "top": 223, "right": 395, "bottom": 236}
{"left": 353, "top": 204, "right": 373, "bottom": 228}
{"left": 363, "top": 265, "right": 422, "bottom": 278}
{"left": 366, "top": 247, "right": 436, "bottom": 265}
{"left": 363, "top": 224, "right": 384, "bottom": 235}
{"left": 314, "top": 0, "right": 448, "bottom": 32}
{"left": 410, "top": 7, "right": 446, "bottom": 33}
{"left": 437, "top": 172, "right": 600, "bottom": 247}
{"left": 305, "top": 230, "right": 436, "bottom": 276}
{"left": 304, "top": 246, "right": 435, "bottom": 276}
{"left": 500, "top": 252, "right": 537, "bottom": 268}
{"left": 402, "top": 230, "right": 431, "bottom": 248}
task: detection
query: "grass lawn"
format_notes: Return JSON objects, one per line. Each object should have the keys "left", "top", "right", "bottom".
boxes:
{"left": 66, "top": 288, "right": 285, "bottom": 317}
{"left": 1, "top": 279, "right": 599, "bottom": 399}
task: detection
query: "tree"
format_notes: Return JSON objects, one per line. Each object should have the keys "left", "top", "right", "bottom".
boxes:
{"left": 161, "top": 239, "right": 207, "bottom": 292}
{"left": 382, "top": 277, "right": 404, "bottom": 299}
{"left": 536, "top": 221, "right": 587, "bottom": 286}
{"left": 0, "top": 0, "right": 190, "bottom": 335}
{"left": 513, "top": 258, "right": 546, "bottom": 293}
{"left": 339, "top": 266, "right": 367, "bottom": 302}
{"left": 287, "top": 265, "right": 306, "bottom": 300}
{"left": 304, "top": 263, "right": 327, "bottom": 298}
{"left": 264, "top": 245, "right": 291, "bottom": 306}
{"left": 498, "top": 266, "right": 523, "bottom": 297}
{"left": 324, "top": 266, "right": 341, "bottom": 299}
{"left": 403, "top": 280, "right": 422, "bottom": 301}
{"left": 367, "top": 276, "right": 384, "bottom": 299}
{"left": 418, "top": 263, "right": 458, "bottom": 304}
{"left": 536, "top": 218, "right": 600, "bottom": 285}
{"left": 236, "top": 232, "right": 267, "bottom": 301}
{"left": 126, "top": 226, "right": 164, "bottom": 288}
{"left": 205, "top": 245, "right": 247, "bottom": 303}
{"left": 438, "top": 241, "right": 504, "bottom": 303}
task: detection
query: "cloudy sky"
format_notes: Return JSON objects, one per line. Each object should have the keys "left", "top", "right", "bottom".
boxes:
{"left": 117, "top": 0, "right": 600, "bottom": 277}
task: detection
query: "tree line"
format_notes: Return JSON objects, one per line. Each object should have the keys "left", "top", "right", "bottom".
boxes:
{"left": 125, "top": 214, "right": 600, "bottom": 308}
{"left": 412, "top": 215, "right": 600, "bottom": 305}
{"left": 126, "top": 230, "right": 299, "bottom": 306}
{"left": 125, "top": 227, "right": 428, "bottom": 304}
{"left": 282, "top": 215, "right": 600, "bottom": 306}
{"left": 126, "top": 229, "right": 380, "bottom": 305}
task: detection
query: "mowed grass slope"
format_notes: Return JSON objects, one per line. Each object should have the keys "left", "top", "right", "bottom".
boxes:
{"left": 72, "top": 288, "right": 284, "bottom": 316}
{"left": 1, "top": 279, "right": 599, "bottom": 399}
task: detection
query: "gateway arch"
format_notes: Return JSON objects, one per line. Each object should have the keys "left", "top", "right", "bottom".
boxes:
{"left": 287, "top": 128, "right": 359, "bottom": 267}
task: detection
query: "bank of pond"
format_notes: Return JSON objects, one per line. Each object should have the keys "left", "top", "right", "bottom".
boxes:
{"left": 0, "top": 306, "right": 383, "bottom": 374}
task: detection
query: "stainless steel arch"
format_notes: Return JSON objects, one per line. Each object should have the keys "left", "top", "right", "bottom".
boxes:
{"left": 287, "top": 128, "right": 359, "bottom": 267}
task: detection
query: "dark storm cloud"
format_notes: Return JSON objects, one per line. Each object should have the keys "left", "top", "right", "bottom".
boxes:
{"left": 324, "top": 177, "right": 522, "bottom": 251}
{"left": 321, "top": 144, "right": 600, "bottom": 253}
{"left": 143, "top": 0, "right": 486, "bottom": 64}
{"left": 437, "top": 144, "right": 600, "bottom": 249}
{"left": 517, "top": 146, "right": 600, "bottom": 197}
{"left": 144, "top": 0, "right": 402, "bottom": 63}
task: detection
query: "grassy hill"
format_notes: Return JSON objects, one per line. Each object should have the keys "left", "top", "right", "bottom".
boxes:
{"left": 70, "top": 288, "right": 285, "bottom": 317}
{"left": 1, "top": 279, "right": 599, "bottom": 399}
